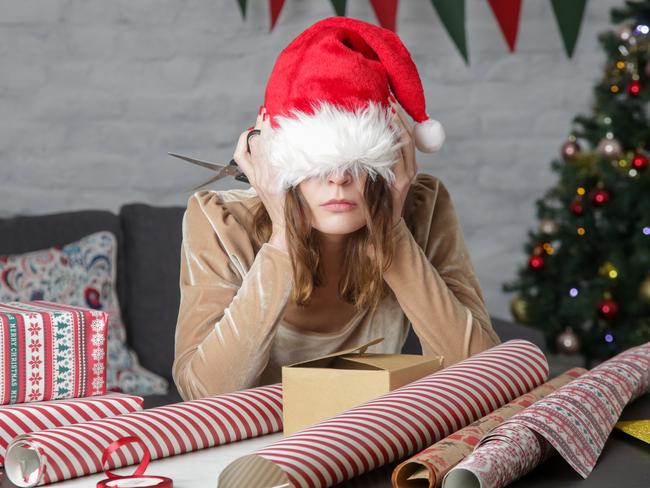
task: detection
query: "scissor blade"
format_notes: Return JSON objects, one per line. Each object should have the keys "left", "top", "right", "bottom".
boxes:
{"left": 185, "top": 174, "right": 223, "bottom": 192}
{"left": 168, "top": 152, "right": 224, "bottom": 171}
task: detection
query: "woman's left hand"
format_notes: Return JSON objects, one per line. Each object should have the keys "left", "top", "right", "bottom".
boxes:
{"left": 388, "top": 97, "right": 418, "bottom": 229}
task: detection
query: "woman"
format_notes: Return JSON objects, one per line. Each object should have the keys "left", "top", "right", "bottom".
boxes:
{"left": 172, "top": 17, "right": 501, "bottom": 401}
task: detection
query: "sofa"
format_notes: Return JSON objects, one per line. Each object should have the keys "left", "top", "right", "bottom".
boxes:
{"left": 0, "top": 202, "right": 547, "bottom": 408}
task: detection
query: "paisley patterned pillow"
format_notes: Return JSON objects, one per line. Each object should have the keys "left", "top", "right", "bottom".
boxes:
{"left": 0, "top": 230, "right": 168, "bottom": 396}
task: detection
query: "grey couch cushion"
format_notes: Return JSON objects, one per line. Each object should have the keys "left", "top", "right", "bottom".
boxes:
{"left": 0, "top": 209, "right": 127, "bottom": 309}
{"left": 119, "top": 203, "right": 185, "bottom": 382}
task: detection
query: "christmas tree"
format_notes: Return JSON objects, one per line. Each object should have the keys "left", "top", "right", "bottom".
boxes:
{"left": 503, "top": 0, "right": 650, "bottom": 368}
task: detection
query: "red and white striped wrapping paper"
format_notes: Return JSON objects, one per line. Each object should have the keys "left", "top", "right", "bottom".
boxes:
{"left": 218, "top": 339, "right": 549, "bottom": 488}
{"left": 0, "top": 392, "right": 143, "bottom": 467}
{"left": 442, "top": 340, "right": 650, "bottom": 488}
{"left": 3, "top": 383, "right": 282, "bottom": 487}
{"left": 0, "top": 300, "right": 108, "bottom": 405}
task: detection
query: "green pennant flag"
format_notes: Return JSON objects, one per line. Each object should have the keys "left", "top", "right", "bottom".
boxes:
{"left": 330, "top": 0, "right": 346, "bottom": 16}
{"left": 551, "top": 0, "right": 588, "bottom": 58}
{"left": 430, "top": 0, "right": 469, "bottom": 65}
{"left": 237, "top": 0, "right": 247, "bottom": 19}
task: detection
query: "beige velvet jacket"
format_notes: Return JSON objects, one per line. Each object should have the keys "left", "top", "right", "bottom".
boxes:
{"left": 172, "top": 173, "right": 501, "bottom": 401}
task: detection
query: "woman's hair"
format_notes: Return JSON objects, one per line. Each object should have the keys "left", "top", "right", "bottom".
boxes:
{"left": 250, "top": 175, "right": 415, "bottom": 314}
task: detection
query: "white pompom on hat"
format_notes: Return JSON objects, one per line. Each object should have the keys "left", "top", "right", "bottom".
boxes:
{"left": 261, "top": 16, "right": 445, "bottom": 192}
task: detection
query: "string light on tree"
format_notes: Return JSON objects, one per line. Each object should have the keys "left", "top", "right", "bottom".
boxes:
{"left": 556, "top": 327, "right": 581, "bottom": 354}
{"left": 539, "top": 218, "right": 559, "bottom": 235}
{"left": 596, "top": 132, "right": 623, "bottom": 159}
{"left": 599, "top": 261, "right": 619, "bottom": 280}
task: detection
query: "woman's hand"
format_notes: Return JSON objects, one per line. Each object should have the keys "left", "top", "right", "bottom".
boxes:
{"left": 233, "top": 107, "right": 289, "bottom": 251}
{"left": 388, "top": 97, "right": 418, "bottom": 229}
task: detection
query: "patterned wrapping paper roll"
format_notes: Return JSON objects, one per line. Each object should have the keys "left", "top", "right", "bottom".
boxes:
{"left": 0, "top": 392, "right": 143, "bottom": 467}
{"left": 443, "top": 340, "right": 650, "bottom": 488}
{"left": 218, "top": 339, "right": 549, "bottom": 488}
{"left": 0, "top": 300, "right": 109, "bottom": 405}
{"left": 3, "top": 383, "right": 283, "bottom": 487}
{"left": 390, "top": 366, "right": 587, "bottom": 488}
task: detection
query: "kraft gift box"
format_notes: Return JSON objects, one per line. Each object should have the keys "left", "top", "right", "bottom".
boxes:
{"left": 281, "top": 336, "right": 444, "bottom": 436}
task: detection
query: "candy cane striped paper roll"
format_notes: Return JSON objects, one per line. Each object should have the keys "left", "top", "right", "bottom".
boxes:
{"left": 0, "top": 392, "right": 143, "bottom": 467}
{"left": 443, "top": 341, "right": 650, "bottom": 488}
{"left": 218, "top": 339, "right": 549, "bottom": 488}
{"left": 391, "top": 367, "right": 587, "bottom": 488}
{"left": 4, "top": 383, "right": 282, "bottom": 487}
{"left": 0, "top": 300, "right": 108, "bottom": 405}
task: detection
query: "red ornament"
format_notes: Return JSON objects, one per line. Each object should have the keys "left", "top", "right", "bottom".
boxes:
{"left": 590, "top": 188, "right": 611, "bottom": 206}
{"left": 529, "top": 255, "right": 545, "bottom": 270}
{"left": 597, "top": 297, "right": 619, "bottom": 320}
{"left": 628, "top": 79, "right": 642, "bottom": 96}
{"left": 632, "top": 153, "right": 649, "bottom": 171}
{"left": 569, "top": 199, "right": 584, "bottom": 216}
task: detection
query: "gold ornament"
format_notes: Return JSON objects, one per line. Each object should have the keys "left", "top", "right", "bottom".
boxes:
{"left": 556, "top": 327, "right": 581, "bottom": 354}
{"left": 510, "top": 296, "right": 528, "bottom": 323}
{"left": 598, "top": 261, "right": 619, "bottom": 280}
{"left": 639, "top": 276, "right": 650, "bottom": 305}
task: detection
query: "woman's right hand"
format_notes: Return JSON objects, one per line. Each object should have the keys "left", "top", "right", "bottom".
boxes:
{"left": 233, "top": 107, "right": 288, "bottom": 251}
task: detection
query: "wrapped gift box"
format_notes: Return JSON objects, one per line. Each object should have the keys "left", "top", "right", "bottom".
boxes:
{"left": 0, "top": 300, "right": 108, "bottom": 405}
{"left": 281, "top": 336, "right": 444, "bottom": 436}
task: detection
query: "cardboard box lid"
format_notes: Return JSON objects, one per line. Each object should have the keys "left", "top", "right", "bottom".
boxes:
{"left": 285, "top": 337, "right": 385, "bottom": 368}
{"left": 284, "top": 336, "right": 443, "bottom": 372}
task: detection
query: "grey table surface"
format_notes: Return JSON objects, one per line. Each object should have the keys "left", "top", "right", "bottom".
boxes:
{"left": 331, "top": 392, "right": 650, "bottom": 487}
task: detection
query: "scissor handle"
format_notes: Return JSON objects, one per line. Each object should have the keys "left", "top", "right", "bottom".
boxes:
{"left": 228, "top": 159, "right": 250, "bottom": 184}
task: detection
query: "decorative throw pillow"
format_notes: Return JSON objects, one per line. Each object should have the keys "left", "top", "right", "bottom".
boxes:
{"left": 0, "top": 230, "right": 169, "bottom": 396}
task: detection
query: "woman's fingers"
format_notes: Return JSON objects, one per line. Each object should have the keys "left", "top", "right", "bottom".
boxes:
{"left": 234, "top": 130, "right": 255, "bottom": 184}
{"left": 389, "top": 99, "right": 414, "bottom": 140}
{"left": 248, "top": 107, "right": 264, "bottom": 155}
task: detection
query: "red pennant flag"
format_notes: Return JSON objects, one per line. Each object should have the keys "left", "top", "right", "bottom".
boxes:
{"left": 487, "top": 0, "right": 522, "bottom": 52}
{"left": 369, "top": 0, "right": 399, "bottom": 32}
{"left": 269, "top": 0, "right": 285, "bottom": 31}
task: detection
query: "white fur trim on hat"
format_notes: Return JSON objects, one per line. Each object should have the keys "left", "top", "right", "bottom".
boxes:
{"left": 261, "top": 100, "right": 405, "bottom": 193}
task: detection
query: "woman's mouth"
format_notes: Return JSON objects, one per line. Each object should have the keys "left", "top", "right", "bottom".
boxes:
{"left": 321, "top": 198, "right": 357, "bottom": 212}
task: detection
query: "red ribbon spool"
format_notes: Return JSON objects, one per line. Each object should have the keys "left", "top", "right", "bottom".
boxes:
{"left": 96, "top": 435, "right": 173, "bottom": 488}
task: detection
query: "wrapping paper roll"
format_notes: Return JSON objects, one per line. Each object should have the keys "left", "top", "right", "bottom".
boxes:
{"left": 443, "top": 341, "right": 650, "bottom": 488}
{"left": 391, "top": 366, "right": 587, "bottom": 488}
{"left": 0, "top": 300, "right": 108, "bottom": 405}
{"left": 0, "top": 392, "right": 143, "bottom": 467}
{"left": 218, "top": 339, "right": 549, "bottom": 488}
{"left": 4, "top": 383, "right": 282, "bottom": 486}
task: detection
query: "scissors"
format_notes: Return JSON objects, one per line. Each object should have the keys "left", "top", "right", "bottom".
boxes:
{"left": 168, "top": 129, "right": 258, "bottom": 191}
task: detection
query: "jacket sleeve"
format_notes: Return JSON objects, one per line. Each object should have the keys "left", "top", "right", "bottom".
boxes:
{"left": 172, "top": 191, "right": 294, "bottom": 400}
{"left": 382, "top": 174, "right": 501, "bottom": 367}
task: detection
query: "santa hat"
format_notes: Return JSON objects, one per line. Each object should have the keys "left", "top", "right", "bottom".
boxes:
{"left": 261, "top": 16, "right": 445, "bottom": 192}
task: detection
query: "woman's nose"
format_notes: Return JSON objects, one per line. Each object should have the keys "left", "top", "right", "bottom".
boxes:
{"left": 327, "top": 170, "right": 351, "bottom": 185}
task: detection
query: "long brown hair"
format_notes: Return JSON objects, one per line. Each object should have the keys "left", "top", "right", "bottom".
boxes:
{"left": 250, "top": 174, "right": 414, "bottom": 314}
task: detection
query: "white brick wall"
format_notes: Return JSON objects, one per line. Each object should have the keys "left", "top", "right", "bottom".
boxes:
{"left": 0, "top": 0, "right": 623, "bottom": 320}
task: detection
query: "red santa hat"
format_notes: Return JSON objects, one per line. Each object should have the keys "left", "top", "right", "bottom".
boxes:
{"left": 261, "top": 16, "right": 445, "bottom": 192}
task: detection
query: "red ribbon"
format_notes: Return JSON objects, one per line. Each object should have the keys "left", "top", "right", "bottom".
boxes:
{"left": 96, "top": 436, "right": 173, "bottom": 488}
